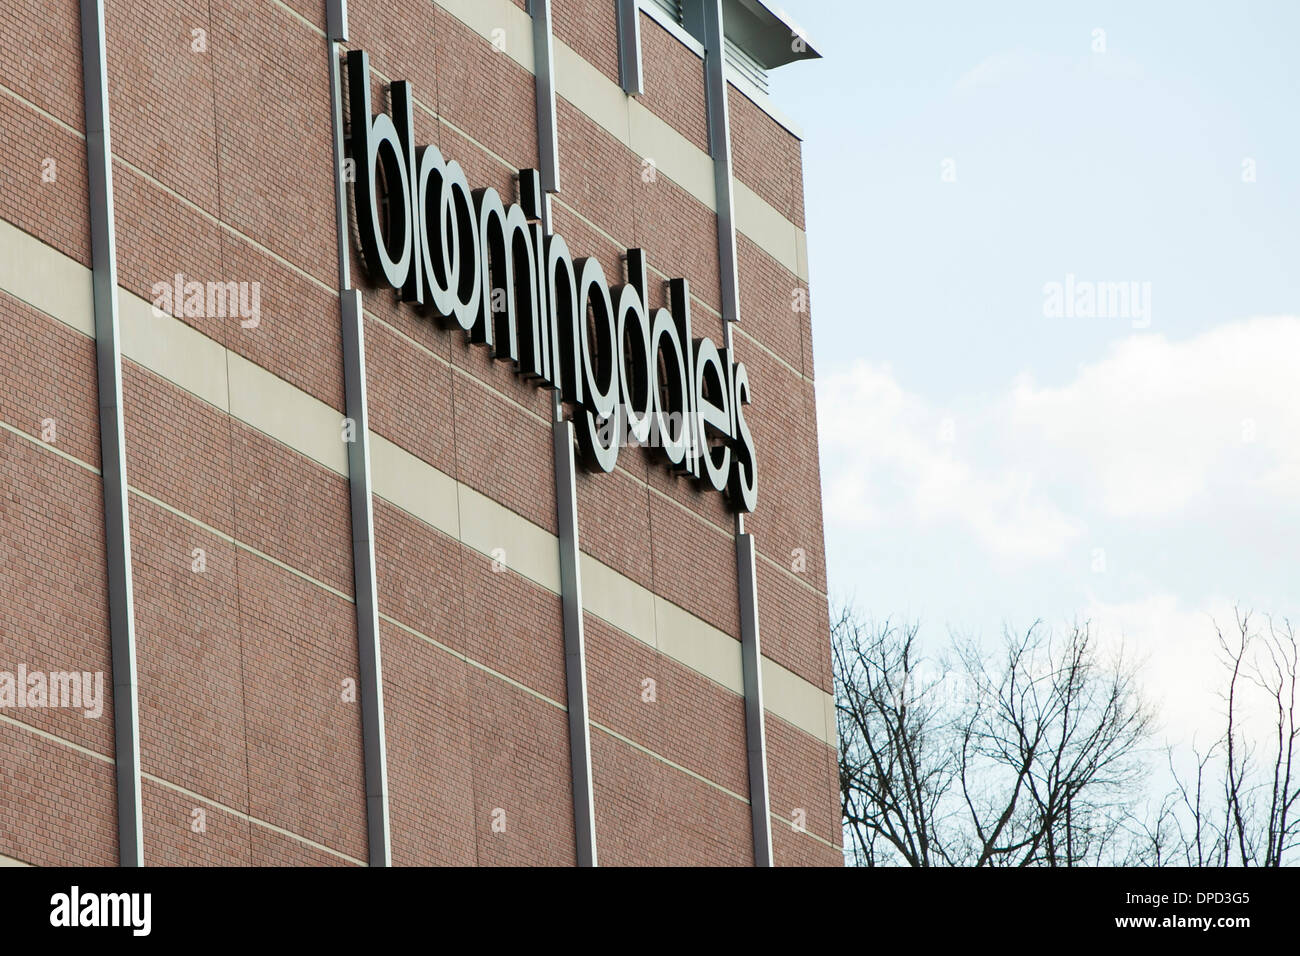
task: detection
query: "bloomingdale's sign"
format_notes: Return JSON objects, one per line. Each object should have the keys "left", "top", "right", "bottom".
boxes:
{"left": 345, "top": 50, "right": 757, "bottom": 512}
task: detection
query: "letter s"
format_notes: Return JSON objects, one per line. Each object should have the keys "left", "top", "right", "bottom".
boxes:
{"left": 728, "top": 361, "right": 757, "bottom": 513}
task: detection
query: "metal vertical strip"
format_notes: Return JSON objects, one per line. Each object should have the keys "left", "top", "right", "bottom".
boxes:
{"left": 340, "top": 289, "right": 391, "bottom": 867}
{"left": 698, "top": 0, "right": 773, "bottom": 865}
{"left": 528, "top": 0, "right": 596, "bottom": 864}
{"left": 617, "top": 0, "right": 644, "bottom": 94}
{"left": 327, "top": 3, "right": 351, "bottom": 290}
{"left": 700, "top": 0, "right": 741, "bottom": 325}
{"left": 530, "top": 0, "right": 562, "bottom": 193}
{"left": 553, "top": 418, "right": 598, "bottom": 867}
{"left": 326, "top": 0, "right": 348, "bottom": 44}
{"left": 736, "top": 533, "right": 773, "bottom": 865}
{"left": 327, "top": 1, "right": 391, "bottom": 867}
{"left": 78, "top": 0, "right": 143, "bottom": 868}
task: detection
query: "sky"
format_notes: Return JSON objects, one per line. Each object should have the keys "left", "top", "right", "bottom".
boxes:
{"left": 768, "top": 0, "right": 1300, "bottom": 749}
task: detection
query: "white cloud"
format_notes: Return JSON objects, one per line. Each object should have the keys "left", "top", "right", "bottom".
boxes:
{"left": 1084, "top": 592, "right": 1235, "bottom": 745}
{"left": 817, "top": 360, "right": 1082, "bottom": 560}
{"left": 820, "top": 316, "right": 1300, "bottom": 758}
{"left": 817, "top": 316, "right": 1300, "bottom": 560}
{"left": 1086, "top": 591, "right": 1298, "bottom": 753}
{"left": 1009, "top": 316, "right": 1300, "bottom": 518}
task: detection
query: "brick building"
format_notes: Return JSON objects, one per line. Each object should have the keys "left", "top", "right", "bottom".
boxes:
{"left": 0, "top": 0, "right": 838, "bottom": 866}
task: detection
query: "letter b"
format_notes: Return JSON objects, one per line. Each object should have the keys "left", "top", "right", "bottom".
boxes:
{"left": 347, "top": 50, "right": 413, "bottom": 290}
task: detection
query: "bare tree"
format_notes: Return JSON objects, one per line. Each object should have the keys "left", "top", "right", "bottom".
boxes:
{"left": 1164, "top": 610, "right": 1300, "bottom": 866}
{"left": 955, "top": 623, "right": 1154, "bottom": 866}
{"left": 837, "top": 603, "right": 1299, "bottom": 867}
{"left": 835, "top": 607, "right": 1156, "bottom": 866}
{"left": 833, "top": 610, "right": 958, "bottom": 866}
{"left": 1166, "top": 741, "right": 1223, "bottom": 866}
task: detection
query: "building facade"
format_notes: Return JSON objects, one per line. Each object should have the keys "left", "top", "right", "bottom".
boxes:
{"left": 0, "top": 0, "right": 838, "bottom": 866}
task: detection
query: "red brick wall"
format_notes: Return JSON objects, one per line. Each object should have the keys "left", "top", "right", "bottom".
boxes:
{"left": 766, "top": 714, "right": 840, "bottom": 865}
{"left": 0, "top": 434, "right": 112, "bottom": 756}
{"left": 729, "top": 83, "right": 807, "bottom": 231}
{"left": 585, "top": 615, "right": 749, "bottom": 799}
{"left": 554, "top": 0, "right": 621, "bottom": 88}
{"left": 639, "top": 12, "right": 710, "bottom": 155}
{"left": 0, "top": 288, "right": 116, "bottom": 864}
{"left": 0, "top": 93, "right": 89, "bottom": 268}
{"left": 0, "top": 0, "right": 838, "bottom": 866}
{"left": 0, "top": 721, "right": 118, "bottom": 867}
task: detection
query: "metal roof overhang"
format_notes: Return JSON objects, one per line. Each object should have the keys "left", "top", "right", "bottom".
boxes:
{"left": 723, "top": 0, "right": 821, "bottom": 69}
